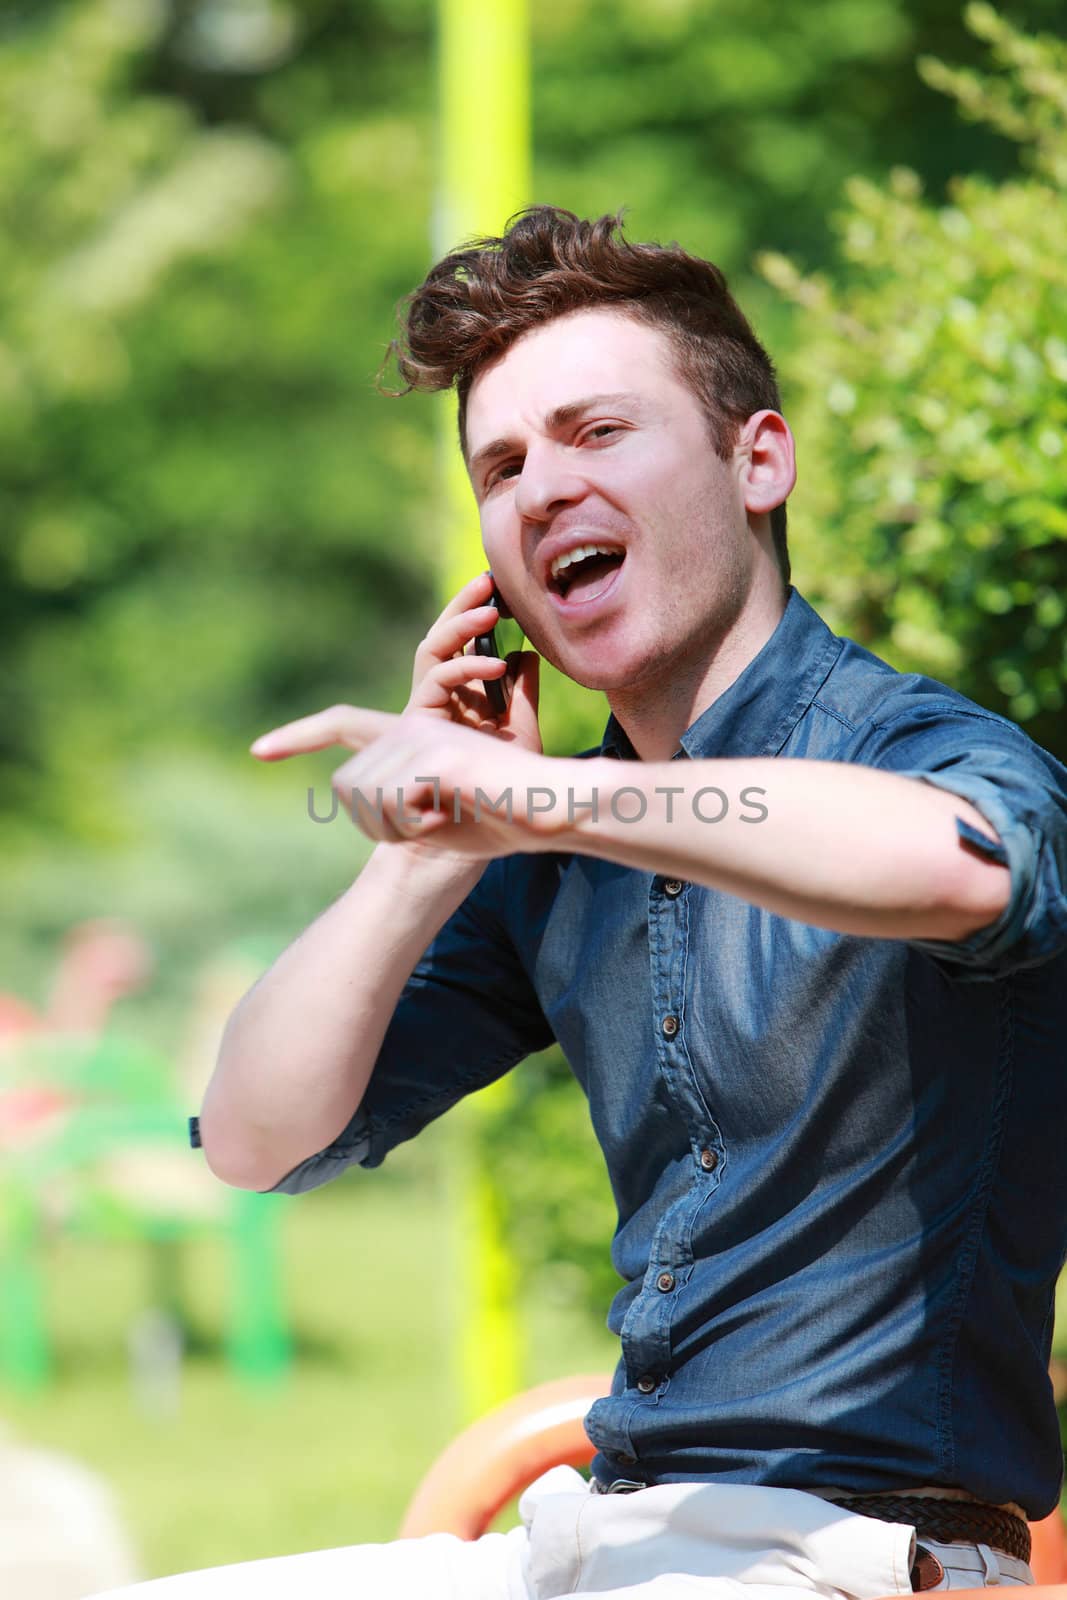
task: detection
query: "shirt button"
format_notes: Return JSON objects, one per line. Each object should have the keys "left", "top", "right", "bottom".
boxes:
{"left": 661, "top": 1014, "right": 679, "bottom": 1038}
{"left": 636, "top": 1374, "right": 658, "bottom": 1394}
{"left": 663, "top": 879, "right": 684, "bottom": 897}
{"left": 656, "top": 1270, "right": 676, "bottom": 1293}
{"left": 700, "top": 1147, "right": 719, "bottom": 1173}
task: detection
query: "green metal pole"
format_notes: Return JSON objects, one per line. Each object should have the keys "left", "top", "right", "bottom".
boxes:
{"left": 435, "top": 0, "right": 530, "bottom": 1425}
{"left": 0, "top": 1176, "right": 49, "bottom": 1390}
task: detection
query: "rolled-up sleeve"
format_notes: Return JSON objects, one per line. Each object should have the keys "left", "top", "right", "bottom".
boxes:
{"left": 857, "top": 701, "right": 1067, "bottom": 980}
{"left": 264, "top": 858, "right": 555, "bottom": 1194}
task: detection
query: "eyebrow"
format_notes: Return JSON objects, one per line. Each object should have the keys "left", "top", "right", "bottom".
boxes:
{"left": 467, "top": 392, "right": 648, "bottom": 483}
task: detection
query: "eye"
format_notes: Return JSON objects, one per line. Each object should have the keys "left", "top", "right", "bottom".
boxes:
{"left": 485, "top": 460, "right": 522, "bottom": 491}
{"left": 582, "top": 423, "right": 622, "bottom": 443}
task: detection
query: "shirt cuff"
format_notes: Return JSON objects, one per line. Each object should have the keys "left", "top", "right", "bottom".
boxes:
{"left": 259, "top": 1107, "right": 374, "bottom": 1194}
{"left": 898, "top": 770, "right": 1037, "bottom": 978}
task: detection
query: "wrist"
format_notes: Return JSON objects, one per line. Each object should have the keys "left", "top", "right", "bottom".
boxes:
{"left": 520, "top": 757, "right": 613, "bottom": 851}
{"left": 357, "top": 839, "right": 486, "bottom": 901}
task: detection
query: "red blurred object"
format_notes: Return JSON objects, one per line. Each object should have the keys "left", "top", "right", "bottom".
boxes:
{"left": 0, "top": 1087, "right": 69, "bottom": 1145}
{"left": 43, "top": 919, "right": 154, "bottom": 1034}
{"left": 400, "top": 1373, "right": 1067, "bottom": 1589}
{"left": 0, "top": 993, "right": 42, "bottom": 1041}
{"left": 400, "top": 1373, "right": 609, "bottom": 1540}
{"left": 1032, "top": 1511, "right": 1067, "bottom": 1585}
{"left": 0, "top": 918, "right": 153, "bottom": 1146}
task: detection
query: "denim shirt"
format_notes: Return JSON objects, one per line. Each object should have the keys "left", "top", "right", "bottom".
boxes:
{"left": 267, "top": 587, "right": 1067, "bottom": 1516}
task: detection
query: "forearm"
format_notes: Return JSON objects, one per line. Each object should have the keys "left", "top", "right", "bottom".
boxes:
{"left": 199, "top": 845, "right": 483, "bottom": 1190}
{"left": 552, "top": 755, "right": 1010, "bottom": 940}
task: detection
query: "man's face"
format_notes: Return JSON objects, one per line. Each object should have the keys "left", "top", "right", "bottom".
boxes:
{"left": 465, "top": 306, "right": 764, "bottom": 696}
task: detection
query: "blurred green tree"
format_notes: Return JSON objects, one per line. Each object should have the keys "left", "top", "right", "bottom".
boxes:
{"left": 0, "top": 0, "right": 436, "bottom": 847}
{"left": 760, "top": 2, "right": 1067, "bottom": 758}
{"left": 1, "top": 2, "right": 280, "bottom": 832}
{"left": 531, "top": 0, "right": 1064, "bottom": 344}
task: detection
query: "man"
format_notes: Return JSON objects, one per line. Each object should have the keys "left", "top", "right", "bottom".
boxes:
{"left": 95, "top": 208, "right": 1067, "bottom": 1598}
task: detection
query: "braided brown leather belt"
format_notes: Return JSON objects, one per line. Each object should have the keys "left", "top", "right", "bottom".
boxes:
{"left": 827, "top": 1494, "right": 1032, "bottom": 1565}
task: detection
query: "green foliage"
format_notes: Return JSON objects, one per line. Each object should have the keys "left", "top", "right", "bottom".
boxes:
{"left": 759, "top": 4, "right": 1067, "bottom": 755}
{"left": 533, "top": 0, "right": 1064, "bottom": 349}
{"left": 477, "top": 1048, "right": 622, "bottom": 1322}
{"left": 0, "top": 2, "right": 437, "bottom": 846}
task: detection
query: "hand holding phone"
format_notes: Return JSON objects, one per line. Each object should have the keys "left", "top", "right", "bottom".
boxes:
{"left": 401, "top": 571, "right": 539, "bottom": 750}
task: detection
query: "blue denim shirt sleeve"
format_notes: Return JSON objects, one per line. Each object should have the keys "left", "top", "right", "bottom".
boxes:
{"left": 858, "top": 703, "right": 1067, "bottom": 980}
{"left": 262, "top": 858, "right": 554, "bottom": 1194}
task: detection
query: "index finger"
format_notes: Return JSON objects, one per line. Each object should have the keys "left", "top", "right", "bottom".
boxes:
{"left": 437, "top": 570, "right": 495, "bottom": 622}
{"left": 250, "top": 704, "right": 399, "bottom": 760}
{"left": 414, "top": 573, "right": 498, "bottom": 659}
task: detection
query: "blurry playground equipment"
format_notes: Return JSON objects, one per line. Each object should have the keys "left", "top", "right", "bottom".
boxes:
{"left": 0, "top": 924, "right": 289, "bottom": 1392}
{"left": 400, "top": 1372, "right": 610, "bottom": 1540}
{"left": 0, "top": 919, "right": 154, "bottom": 1150}
{"left": 400, "top": 1373, "right": 1067, "bottom": 1589}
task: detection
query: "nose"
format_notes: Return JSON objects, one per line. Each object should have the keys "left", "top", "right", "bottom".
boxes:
{"left": 513, "top": 441, "right": 588, "bottom": 523}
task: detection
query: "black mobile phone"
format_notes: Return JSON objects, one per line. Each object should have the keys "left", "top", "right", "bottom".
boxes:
{"left": 472, "top": 576, "right": 519, "bottom": 717}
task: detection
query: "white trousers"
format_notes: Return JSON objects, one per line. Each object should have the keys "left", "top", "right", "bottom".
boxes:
{"left": 86, "top": 1466, "right": 1035, "bottom": 1600}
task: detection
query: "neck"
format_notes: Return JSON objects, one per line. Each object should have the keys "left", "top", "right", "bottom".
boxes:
{"left": 607, "top": 575, "right": 788, "bottom": 762}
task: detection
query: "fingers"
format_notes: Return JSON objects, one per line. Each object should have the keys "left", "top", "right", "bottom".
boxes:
{"left": 414, "top": 653, "right": 508, "bottom": 714}
{"left": 509, "top": 650, "right": 540, "bottom": 713}
{"left": 413, "top": 604, "right": 499, "bottom": 673}
{"left": 332, "top": 754, "right": 445, "bottom": 841}
{"left": 252, "top": 707, "right": 470, "bottom": 844}
{"left": 434, "top": 570, "right": 495, "bottom": 625}
{"left": 499, "top": 651, "right": 542, "bottom": 751}
{"left": 250, "top": 693, "right": 547, "bottom": 859}
{"left": 409, "top": 573, "right": 501, "bottom": 715}
{"left": 250, "top": 704, "right": 399, "bottom": 760}
{"left": 412, "top": 573, "right": 496, "bottom": 668}
{"left": 254, "top": 712, "right": 452, "bottom": 842}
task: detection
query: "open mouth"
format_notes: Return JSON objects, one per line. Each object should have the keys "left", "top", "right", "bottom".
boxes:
{"left": 549, "top": 545, "right": 626, "bottom": 604}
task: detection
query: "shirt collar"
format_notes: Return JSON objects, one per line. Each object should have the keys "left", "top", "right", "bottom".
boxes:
{"left": 599, "top": 586, "right": 844, "bottom": 762}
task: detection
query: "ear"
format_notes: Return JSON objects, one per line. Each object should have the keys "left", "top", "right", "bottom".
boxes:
{"left": 737, "top": 410, "right": 796, "bottom": 516}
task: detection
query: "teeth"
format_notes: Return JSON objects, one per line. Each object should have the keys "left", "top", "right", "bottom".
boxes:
{"left": 549, "top": 543, "right": 622, "bottom": 582}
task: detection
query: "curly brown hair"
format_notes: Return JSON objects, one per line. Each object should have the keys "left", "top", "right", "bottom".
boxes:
{"left": 387, "top": 205, "right": 790, "bottom": 587}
